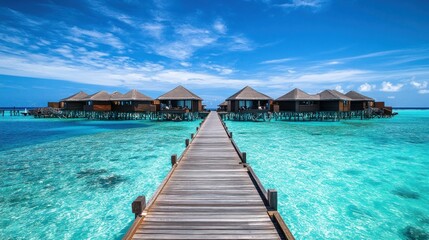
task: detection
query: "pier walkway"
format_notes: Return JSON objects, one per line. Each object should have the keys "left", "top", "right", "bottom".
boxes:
{"left": 124, "top": 111, "right": 294, "bottom": 239}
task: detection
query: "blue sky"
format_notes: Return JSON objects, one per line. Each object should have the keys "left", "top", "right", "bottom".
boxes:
{"left": 0, "top": 0, "right": 428, "bottom": 107}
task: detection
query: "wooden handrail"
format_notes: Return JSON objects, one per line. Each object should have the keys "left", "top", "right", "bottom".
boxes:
{"left": 122, "top": 117, "right": 206, "bottom": 240}
{"left": 217, "top": 112, "right": 295, "bottom": 240}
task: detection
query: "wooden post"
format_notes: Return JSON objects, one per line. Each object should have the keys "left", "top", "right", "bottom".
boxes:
{"left": 191, "top": 133, "right": 194, "bottom": 139}
{"left": 132, "top": 195, "right": 146, "bottom": 218}
{"left": 242, "top": 152, "right": 246, "bottom": 163}
{"left": 171, "top": 154, "right": 177, "bottom": 166}
{"left": 196, "top": 127, "right": 199, "bottom": 131}
{"left": 185, "top": 139, "right": 190, "bottom": 147}
{"left": 268, "top": 189, "right": 277, "bottom": 211}
{"left": 229, "top": 131, "right": 233, "bottom": 138}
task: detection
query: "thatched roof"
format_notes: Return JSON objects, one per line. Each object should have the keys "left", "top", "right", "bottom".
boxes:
{"left": 276, "top": 88, "right": 320, "bottom": 101}
{"left": 157, "top": 85, "right": 202, "bottom": 100}
{"left": 61, "top": 91, "right": 89, "bottom": 102}
{"left": 218, "top": 101, "right": 228, "bottom": 106}
{"left": 226, "top": 86, "right": 272, "bottom": 101}
{"left": 319, "top": 90, "right": 352, "bottom": 101}
{"left": 345, "top": 91, "right": 374, "bottom": 101}
{"left": 111, "top": 89, "right": 153, "bottom": 101}
{"left": 83, "top": 91, "right": 111, "bottom": 101}
{"left": 110, "top": 91, "right": 124, "bottom": 101}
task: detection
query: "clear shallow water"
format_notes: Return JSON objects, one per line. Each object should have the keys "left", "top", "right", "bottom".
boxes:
{"left": 0, "top": 116, "right": 199, "bottom": 239}
{"left": 226, "top": 110, "right": 429, "bottom": 240}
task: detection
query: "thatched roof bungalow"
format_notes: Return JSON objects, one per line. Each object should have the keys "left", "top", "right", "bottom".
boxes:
{"left": 275, "top": 88, "right": 320, "bottom": 112}
{"left": 345, "top": 91, "right": 375, "bottom": 110}
{"left": 61, "top": 91, "right": 89, "bottom": 110}
{"left": 319, "top": 90, "right": 352, "bottom": 112}
{"left": 157, "top": 85, "right": 203, "bottom": 112}
{"left": 217, "top": 101, "right": 228, "bottom": 112}
{"left": 83, "top": 91, "right": 112, "bottom": 111}
{"left": 111, "top": 89, "right": 155, "bottom": 112}
{"left": 226, "top": 86, "right": 272, "bottom": 112}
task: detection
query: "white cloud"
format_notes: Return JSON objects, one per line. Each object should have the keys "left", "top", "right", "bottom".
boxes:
{"left": 334, "top": 85, "right": 344, "bottom": 93}
{"left": 213, "top": 19, "right": 227, "bottom": 34}
{"left": 201, "top": 64, "right": 234, "bottom": 75}
{"left": 277, "top": 0, "right": 327, "bottom": 9}
{"left": 359, "top": 83, "right": 376, "bottom": 92}
{"left": 326, "top": 61, "right": 341, "bottom": 65}
{"left": 387, "top": 96, "right": 395, "bottom": 99}
{"left": 70, "top": 27, "right": 124, "bottom": 49}
{"left": 380, "top": 81, "right": 404, "bottom": 92}
{"left": 228, "top": 36, "right": 253, "bottom": 51}
{"left": 410, "top": 80, "right": 428, "bottom": 89}
{"left": 180, "top": 62, "right": 192, "bottom": 67}
{"left": 418, "top": 89, "right": 429, "bottom": 94}
{"left": 260, "top": 58, "right": 295, "bottom": 64}
{"left": 141, "top": 23, "right": 164, "bottom": 39}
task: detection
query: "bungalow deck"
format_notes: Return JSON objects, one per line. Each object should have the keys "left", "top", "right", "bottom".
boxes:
{"left": 123, "top": 111, "right": 294, "bottom": 240}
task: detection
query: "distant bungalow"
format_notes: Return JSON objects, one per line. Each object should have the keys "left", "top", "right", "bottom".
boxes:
{"left": 111, "top": 89, "right": 154, "bottom": 112}
{"left": 61, "top": 91, "right": 89, "bottom": 110}
{"left": 217, "top": 101, "right": 228, "bottom": 112}
{"left": 60, "top": 89, "right": 154, "bottom": 112}
{"left": 345, "top": 90, "right": 375, "bottom": 111}
{"left": 275, "top": 88, "right": 320, "bottom": 112}
{"left": 275, "top": 88, "right": 357, "bottom": 112}
{"left": 157, "top": 85, "right": 203, "bottom": 113}
{"left": 226, "top": 86, "right": 272, "bottom": 112}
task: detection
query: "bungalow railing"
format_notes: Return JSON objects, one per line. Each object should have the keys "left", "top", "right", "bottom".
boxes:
{"left": 123, "top": 117, "right": 207, "bottom": 239}
{"left": 219, "top": 114, "right": 295, "bottom": 240}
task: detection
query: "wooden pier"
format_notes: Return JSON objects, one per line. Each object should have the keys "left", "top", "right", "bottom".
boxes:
{"left": 124, "top": 111, "right": 294, "bottom": 240}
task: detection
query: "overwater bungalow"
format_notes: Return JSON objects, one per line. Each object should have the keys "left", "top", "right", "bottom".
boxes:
{"left": 157, "top": 85, "right": 203, "bottom": 113}
{"left": 274, "top": 88, "right": 320, "bottom": 112}
{"left": 111, "top": 89, "right": 155, "bottom": 112}
{"left": 319, "top": 90, "right": 352, "bottom": 112}
{"left": 226, "top": 86, "right": 272, "bottom": 112}
{"left": 61, "top": 91, "right": 89, "bottom": 110}
{"left": 83, "top": 91, "right": 112, "bottom": 111}
{"left": 217, "top": 101, "right": 228, "bottom": 112}
{"left": 345, "top": 91, "right": 375, "bottom": 111}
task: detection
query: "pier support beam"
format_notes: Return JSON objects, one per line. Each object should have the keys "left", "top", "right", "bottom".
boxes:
{"left": 268, "top": 189, "right": 278, "bottom": 211}
{"left": 185, "top": 139, "right": 190, "bottom": 147}
{"left": 171, "top": 154, "right": 177, "bottom": 166}
{"left": 241, "top": 152, "right": 246, "bottom": 163}
{"left": 132, "top": 196, "right": 146, "bottom": 219}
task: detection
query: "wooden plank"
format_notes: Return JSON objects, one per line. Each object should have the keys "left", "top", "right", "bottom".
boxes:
{"left": 126, "top": 112, "right": 284, "bottom": 240}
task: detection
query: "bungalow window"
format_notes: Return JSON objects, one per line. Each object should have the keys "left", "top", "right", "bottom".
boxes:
{"left": 299, "top": 101, "right": 313, "bottom": 105}
{"left": 343, "top": 101, "right": 348, "bottom": 106}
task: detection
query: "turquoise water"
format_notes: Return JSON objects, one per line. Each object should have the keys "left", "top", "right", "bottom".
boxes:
{"left": 226, "top": 110, "right": 429, "bottom": 239}
{"left": 1, "top": 112, "right": 428, "bottom": 239}
{"left": 0, "top": 116, "right": 199, "bottom": 239}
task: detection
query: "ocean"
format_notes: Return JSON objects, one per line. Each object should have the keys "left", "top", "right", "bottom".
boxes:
{"left": 0, "top": 110, "right": 428, "bottom": 239}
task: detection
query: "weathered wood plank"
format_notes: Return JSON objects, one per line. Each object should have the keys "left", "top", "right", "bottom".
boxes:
{"left": 127, "top": 112, "right": 283, "bottom": 240}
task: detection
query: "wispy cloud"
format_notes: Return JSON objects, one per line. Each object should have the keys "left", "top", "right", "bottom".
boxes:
{"left": 213, "top": 19, "right": 227, "bottom": 34}
{"left": 201, "top": 63, "right": 234, "bottom": 75}
{"left": 409, "top": 79, "right": 428, "bottom": 89}
{"left": 70, "top": 27, "right": 125, "bottom": 50}
{"left": 260, "top": 58, "right": 296, "bottom": 64}
{"left": 276, "top": 0, "right": 328, "bottom": 9}
{"left": 418, "top": 89, "right": 429, "bottom": 94}
{"left": 141, "top": 23, "right": 164, "bottom": 40}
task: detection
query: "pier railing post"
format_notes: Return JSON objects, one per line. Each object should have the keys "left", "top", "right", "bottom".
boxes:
{"left": 132, "top": 195, "right": 146, "bottom": 218}
{"left": 196, "top": 127, "right": 199, "bottom": 131}
{"left": 185, "top": 139, "right": 190, "bottom": 147}
{"left": 242, "top": 152, "right": 246, "bottom": 163}
{"left": 229, "top": 131, "right": 233, "bottom": 138}
{"left": 268, "top": 189, "right": 278, "bottom": 211}
{"left": 171, "top": 154, "right": 177, "bottom": 166}
{"left": 191, "top": 133, "right": 194, "bottom": 139}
